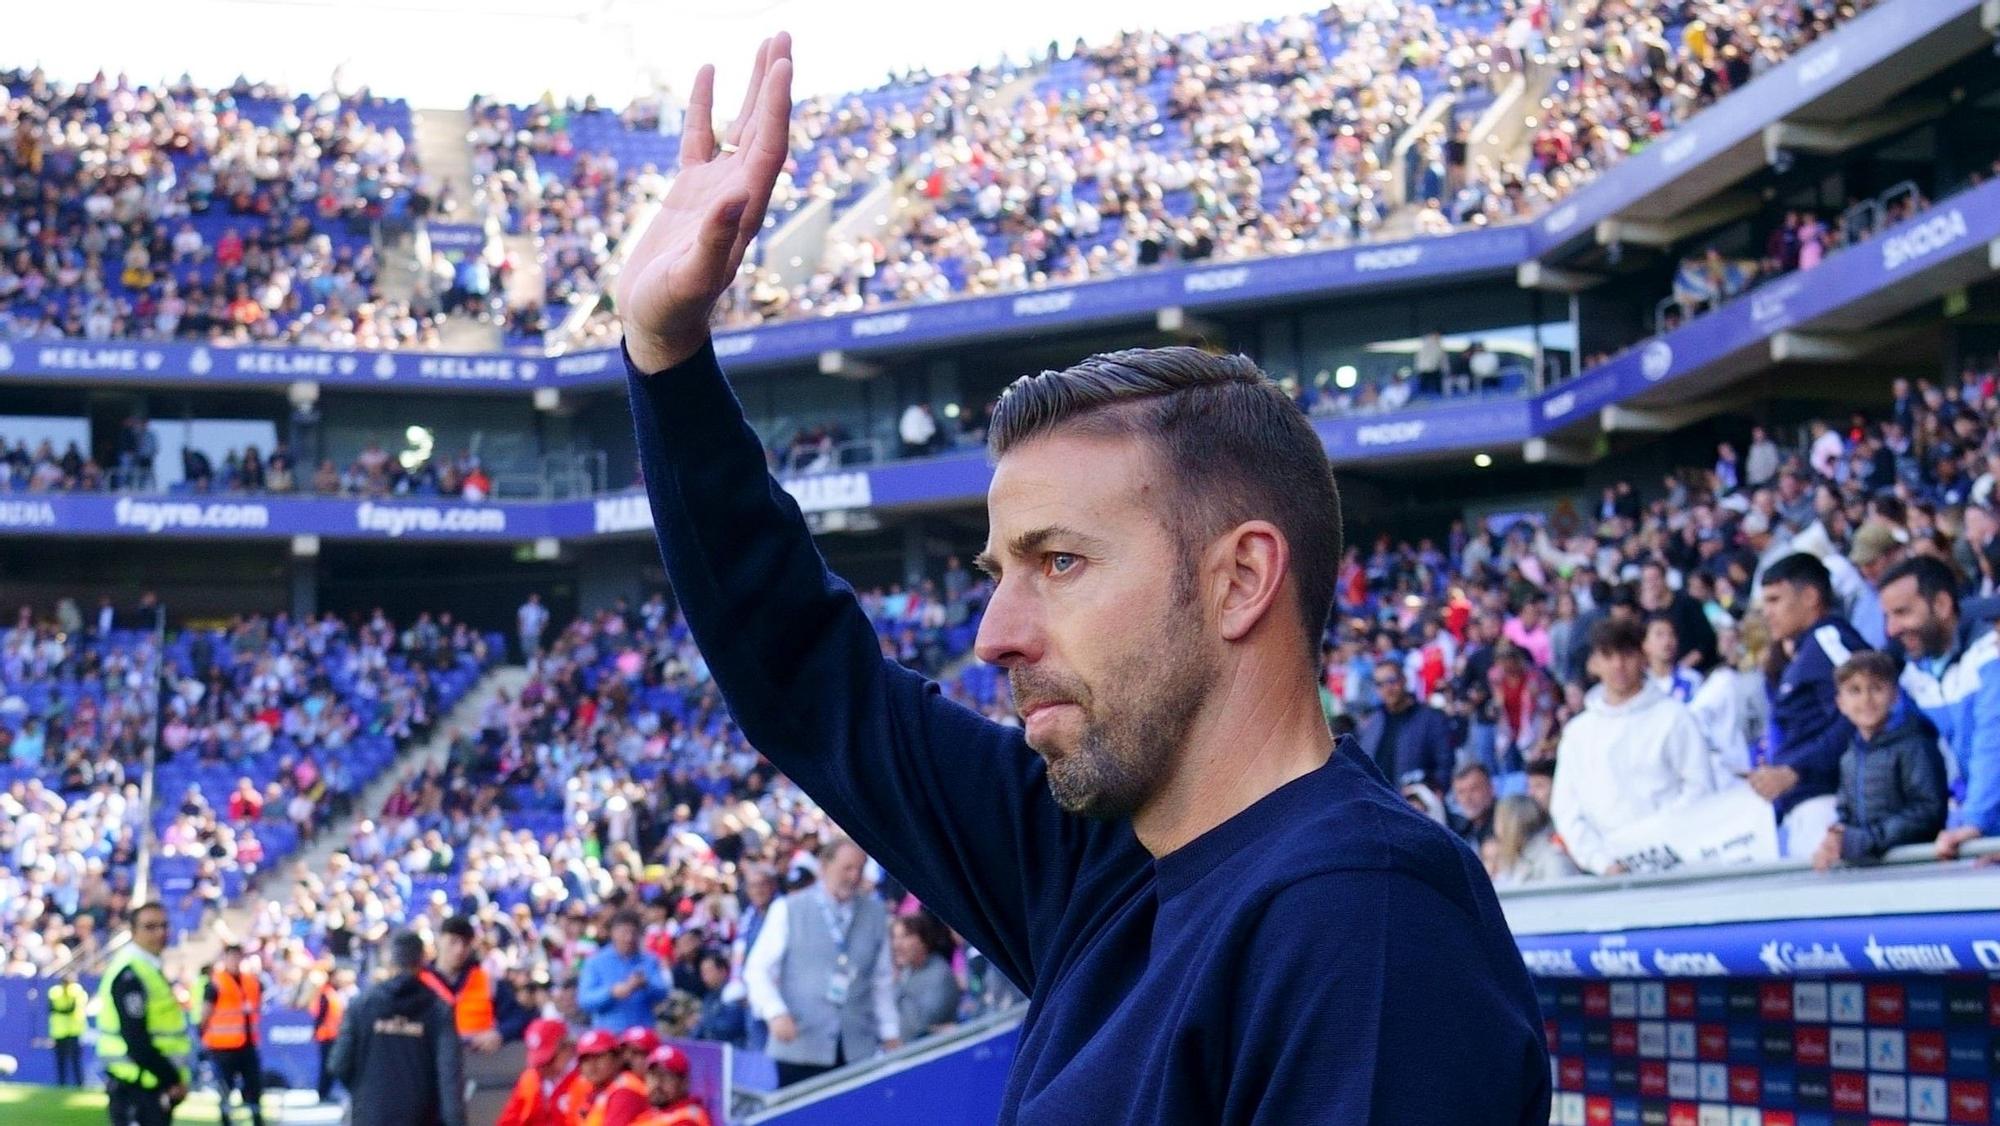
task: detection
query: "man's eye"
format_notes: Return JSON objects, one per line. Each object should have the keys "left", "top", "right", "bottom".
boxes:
{"left": 1046, "top": 553, "right": 1079, "bottom": 576}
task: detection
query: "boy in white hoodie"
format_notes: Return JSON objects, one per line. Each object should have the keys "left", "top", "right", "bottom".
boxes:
{"left": 1551, "top": 617, "right": 1719, "bottom": 874}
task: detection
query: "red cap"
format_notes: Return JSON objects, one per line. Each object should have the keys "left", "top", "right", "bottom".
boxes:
{"left": 523, "top": 1018, "right": 569, "bottom": 1068}
{"left": 646, "top": 1044, "right": 690, "bottom": 1076}
{"left": 619, "top": 1026, "right": 662, "bottom": 1054}
{"left": 575, "top": 1029, "right": 620, "bottom": 1057}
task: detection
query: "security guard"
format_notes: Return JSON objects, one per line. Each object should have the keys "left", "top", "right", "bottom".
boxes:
{"left": 417, "top": 915, "right": 500, "bottom": 1052}
{"left": 48, "top": 971, "right": 88, "bottom": 1087}
{"left": 574, "top": 1029, "right": 648, "bottom": 1126}
{"left": 197, "top": 943, "right": 265, "bottom": 1126}
{"left": 308, "top": 965, "right": 350, "bottom": 1103}
{"left": 94, "top": 903, "right": 192, "bottom": 1126}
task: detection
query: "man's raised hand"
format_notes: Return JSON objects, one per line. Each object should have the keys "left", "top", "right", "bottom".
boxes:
{"left": 617, "top": 34, "right": 794, "bottom": 373}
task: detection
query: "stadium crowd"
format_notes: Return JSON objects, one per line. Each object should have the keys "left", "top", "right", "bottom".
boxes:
{"left": 0, "top": 68, "right": 440, "bottom": 348}
{"left": 0, "top": 602, "right": 491, "bottom": 977}
{"left": 1324, "top": 355, "right": 2000, "bottom": 883}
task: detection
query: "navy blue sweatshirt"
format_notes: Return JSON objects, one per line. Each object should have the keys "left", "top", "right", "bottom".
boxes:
{"left": 628, "top": 343, "right": 1549, "bottom": 1125}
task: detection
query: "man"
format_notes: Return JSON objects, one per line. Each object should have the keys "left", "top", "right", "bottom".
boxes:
{"left": 1355, "top": 658, "right": 1455, "bottom": 793}
{"left": 1550, "top": 619, "right": 1717, "bottom": 875}
{"left": 518, "top": 593, "right": 549, "bottom": 661}
{"left": 48, "top": 971, "right": 86, "bottom": 1087}
{"left": 329, "top": 931, "right": 466, "bottom": 1126}
{"left": 197, "top": 943, "right": 265, "bottom": 1126}
{"left": 619, "top": 1026, "right": 663, "bottom": 1073}
{"left": 572, "top": 1029, "right": 648, "bottom": 1126}
{"left": 419, "top": 915, "right": 501, "bottom": 1052}
{"left": 744, "top": 837, "right": 898, "bottom": 1086}
{"left": 1637, "top": 559, "right": 1717, "bottom": 669}
{"left": 634, "top": 1045, "right": 712, "bottom": 1126}
{"left": 95, "top": 903, "right": 191, "bottom": 1126}
{"left": 1450, "top": 763, "right": 1497, "bottom": 848}
{"left": 1877, "top": 555, "right": 2000, "bottom": 858}
{"left": 308, "top": 966, "right": 348, "bottom": 1104}
{"left": 612, "top": 35, "right": 1546, "bottom": 1123}
{"left": 579, "top": 911, "right": 670, "bottom": 1032}
{"left": 1845, "top": 521, "right": 1906, "bottom": 650}
{"left": 689, "top": 950, "right": 748, "bottom": 1048}
{"left": 496, "top": 1018, "right": 572, "bottom": 1126}
{"left": 1758, "top": 553, "right": 1873, "bottom": 854}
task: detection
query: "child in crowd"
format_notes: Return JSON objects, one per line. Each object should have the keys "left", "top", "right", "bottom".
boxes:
{"left": 1812, "top": 652, "right": 1949, "bottom": 869}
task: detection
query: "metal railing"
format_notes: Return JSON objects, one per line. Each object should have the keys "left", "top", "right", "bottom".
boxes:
{"left": 1497, "top": 833, "right": 2000, "bottom": 901}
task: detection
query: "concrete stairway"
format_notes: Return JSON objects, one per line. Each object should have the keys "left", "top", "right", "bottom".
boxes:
{"left": 411, "top": 107, "right": 478, "bottom": 219}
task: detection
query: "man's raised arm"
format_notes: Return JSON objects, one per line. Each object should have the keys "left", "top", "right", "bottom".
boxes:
{"left": 614, "top": 35, "right": 1118, "bottom": 993}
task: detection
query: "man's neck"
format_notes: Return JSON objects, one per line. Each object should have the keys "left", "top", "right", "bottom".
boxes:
{"left": 1132, "top": 664, "right": 1333, "bottom": 858}
{"left": 1603, "top": 683, "right": 1642, "bottom": 708}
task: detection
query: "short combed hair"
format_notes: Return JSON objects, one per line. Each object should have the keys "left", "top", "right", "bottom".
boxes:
{"left": 1762, "top": 552, "right": 1835, "bottom": 609}
{"left": 989, "top": 346, "right": 1343, "bottom": 655}
{"left": 1877, "top": 554, "right": 1962, "bottom": 610}
{"left": 1835, "top": 650, "right": 1899, "bottom": 688}
{"left": 1589, "top": 617, "right": 1646, "bottom": 657}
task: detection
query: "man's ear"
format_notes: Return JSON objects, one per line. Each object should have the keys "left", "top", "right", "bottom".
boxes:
{"left": 1211, "top": 521, "right": 1289, "bottom": 644}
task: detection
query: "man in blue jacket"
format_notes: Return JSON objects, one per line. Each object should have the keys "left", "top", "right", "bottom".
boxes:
{"left": 577, "top": 911, "right": 669, "bottom": 1033}
{"left": 1355, "top": 658, "right": 1456, "bottom": 793}
{"left": 1876, "top": 554, "right": 2000, "bottom": 856}
{"left": 608, "top": 34, "right": 1548, "bottom": 1124}
{"left": 1757, "top": 552, "right": 1874, "bottom": 855}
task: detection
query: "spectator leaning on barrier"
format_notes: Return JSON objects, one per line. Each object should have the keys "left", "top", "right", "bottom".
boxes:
{"left": 1756, "top": 552, "right": 1872, "bottom": 855}
{"left": 1550, "top": 618, "right": 1717, "bottom": 876}
{"left": 1876, "top": 554, "right": 2000, "bottom": 857}
{"left": 1812, "top": 651, "right": 1948, "bottom": 870}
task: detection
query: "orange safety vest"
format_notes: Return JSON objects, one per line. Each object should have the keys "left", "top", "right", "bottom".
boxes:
{"left": 419, "top": 963, "right": 496, "bottom": 1038}
{"left": 582, "top": 1071, "right": 648, "bottom": 1126}
{"left": 496, "top": 1067, "right": 571, "bottom": 1126}
{"left": 631, "top": 1100, "right": 713, "bottom": 1126}
{"left": 201, "top": 971, "right": 262, "bottom": 1051}
{"left": 553, "top": 1068, "right": 594, "bottom": 1123}
{"left": 312, "top": 985, "right": 344, "bottom": 1043}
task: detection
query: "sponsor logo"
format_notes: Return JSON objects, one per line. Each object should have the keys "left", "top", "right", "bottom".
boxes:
{"left": 113, "top": 498, "right": 270, "bottom": 533}
{"left": 781, "top": 471, "right": 872, "bottom": 514}
{"left": 1866, "top": 1073, "right": 1907, "bottom": 1117}
{"left": 34, "top": 345, "right": 145, "bottom": 371}
{"left": 233, "top": 351, "right": 337, "bottom": 376}
{"left": 373, "top": 355, "right": 396, "bottom": 379}
{"left": 1757, "top": 940, "right": 1850, "bottom": 975}
{"left": 1830, "top": 1071, "right": 1866, "bottom": 1113}
{"left": 1652, "top": 950, "right": 1727, "bottom": 976}
{"left": 1907, "top": 1030, "right": 1945, "bottom": 1072}
{"left": 1828, "top": 1027, "right": 1867, "bottom": 1070}
{"left": 1353, "top": 245, "right": 1423, "bottom": 272}
{"left": 1749, "top": 276, "right": 1804, "bottom": 325}
{"left": 1870, "top": 1029, "right": 1907, "bottom": 1071}
{"left": 0, "top": 341, "right": 12, "bottom": 368}
{"left": 556, "top": 352, "right": 618, "bottom": 376}
{"left": 1882, "top": 209, "right": 1969, "bottom": 271}
{"left": 354, "top": 502, "right": 506, "bottom": 538}
{"left": 1797, "top": 46, "right": 1842, "bottom": 87}
{"left": 0, "top": 500, "right": 56, "bottom": 528}
{"left": 593, "top": 495, "right": 653, "bottom": 534}
{"left": 1657, "top": 133, "right": 1699, "bottom": 167}
{"left": 519, "top": 361, "right": 539, "bottom": 380}
{"left": 416, "top": 356, "right": 531, "bottom": 382}
{"left": 337, "top": 356, "right": 357, "bottom": 375}
{"left": 1973, "top": 939, "right": 2000, "bottom": 970}
{"left": 1543, "top": 391, "right": 1577, "bottom": 420}
{"left": 1867, "top": 984, "right": 1906, "bottom": 1023}
{"left": 1543, "top": 204, "right": 1580, "bottom": 235}
{"left": 1949, "top": 1080, "right": 1990, "bottom": 1120}
{"left": 1183, "top": 267, "right": 1252, "bottom": 294}
{"left": 1012, "top": 292, "right": 1076, "bottom": 316}
{"left": 1591, "top": 946, "right": 1652, "bottom": 977}
{"left": 141, "top": 351, "right": 162, "bottom": 371}
{"left": 851, "top": 312, "right": 912, "bottom": 338}
{"left": 1641, "top": 341, "right": 1674, "bottom": 382}
{"left": 1728, "top": 1067, "right": 1759, "bottom": 1103}
{"left": 1523, "top": 948, "right": 1585, "bottom": 977}
{"left": 714, "top": 334, "right": 757, "bottom": 358}
{"left": 1863, "top": 934, "right": 1962, "bottom": 972}
{"left": 1355, "top": 420, "right": 1427, "bottom": 447}
{"left": 268, "top": 1024, "right": 312, "bottom": 1046}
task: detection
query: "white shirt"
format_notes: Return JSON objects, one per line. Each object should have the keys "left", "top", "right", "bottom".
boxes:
{"left": 1551, "top": 683, "right": 1718, "bottom": 874}
{"left": 899, "top": 405, "right": 936, "bottom": 447}
{"left": 743, "top": 894, "right": 900, "bottom": 1042}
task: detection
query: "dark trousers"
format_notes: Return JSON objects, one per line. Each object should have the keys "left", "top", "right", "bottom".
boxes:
{"left": 107, "top": 1079, "right": 176, "bottom": 1126}
{"left": 316, "top": 1038, "right": 338, "bottom": 1101}
{"left": 52, "top": 1035, "right": 82, "bottom": 1086}
{"left": 208, "top": 1046, "right": 264, "bottom": 1126}
{"left": 775, "top": 1042, "right": 846, "bottom": 1087}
